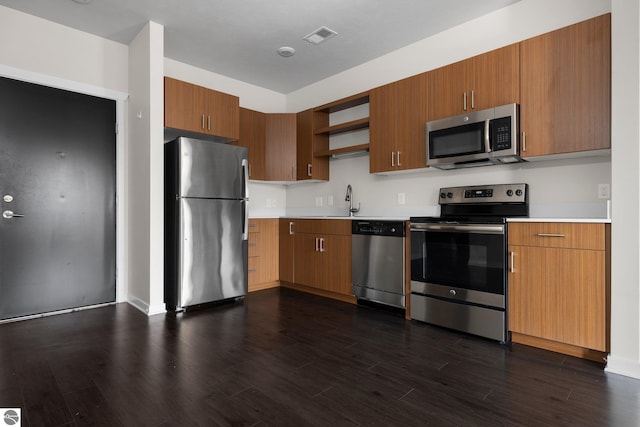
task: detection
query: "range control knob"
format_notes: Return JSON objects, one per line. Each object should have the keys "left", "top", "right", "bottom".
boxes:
{"left": 447, "top": 192, "right": 453, "bottom": 199}
{"left": 506, "top": 189, "right": 514, "bottom": 197}
{"left": 516, "top": 189, "right": 523, "bottom": 196}
{"left": 449, "top": 289, "right": 457, "bottom": 296}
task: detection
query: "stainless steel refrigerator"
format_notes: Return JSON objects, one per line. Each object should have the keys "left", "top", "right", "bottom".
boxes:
{"left": 164, "top": 137, "right": 249, "bottom": 311}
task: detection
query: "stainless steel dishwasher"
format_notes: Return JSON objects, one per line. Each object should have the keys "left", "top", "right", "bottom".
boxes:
{"left": 352, "top": 220, "right": 406, "bottom": 309}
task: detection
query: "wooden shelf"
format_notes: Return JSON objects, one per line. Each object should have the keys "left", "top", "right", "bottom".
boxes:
{"left": 314, "top": 91, "right": 369, "bottom": 113}
{"left": 314, "top": 117, "right": 369, "bottom": 135}
{"left": 314, "top": 144, "right": 370, "bottom": 158}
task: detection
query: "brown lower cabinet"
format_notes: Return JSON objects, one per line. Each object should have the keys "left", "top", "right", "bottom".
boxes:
{"left": 279, "top": 219, "right": 354, "bottom": 303}
{"left": 247, "top": 219, "right": 279, "bottom": 292}
{"left": 508, "top": 222, "right": 610, "bottom": 362}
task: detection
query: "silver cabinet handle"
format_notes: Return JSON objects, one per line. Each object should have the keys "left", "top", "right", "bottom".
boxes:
{"left": 289, "top": 221, "right": 294, "bottom": 235}
{"left": 471, "top": 90, "right": 475, "bottom": 109}
{"left": 510, "top": 251, "right": 515, "bottom": 273}
{"left": 537, "top": 233, "right": 566, "bottom": 237}
{"left": 2, "top": 210, "right": 24, "bottom": 219}
{"left": 396, "top": 151, "right": 401, "bottom": 167}
{"left": 319, "top": 238, "right": 325, "bottom": 253}
{"left": 207, "top": 115, "right": 211, "bottom": 130}
{"left": 314, "top": 237, "right": 319, "bottom": 252}
{"left": 391, "top": 151, "right": 395, "bottom": 167}
{"left": 202, "top": 114, "right": 206, "bottom": 129}
{"left": 522, "top": 131, "right": 526, "bottom": 152}
{"left": 463, "top": 91, "right": 467, "bottom": 111}
{"left": 307, "top": 163, "right": 312, "bottom": 177}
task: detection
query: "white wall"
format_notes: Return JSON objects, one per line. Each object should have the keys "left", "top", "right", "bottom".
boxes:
{"left": 0, "top": 5, "right": 127, "bottom": 94}
{"left": 127, "top": 22, "right": 166, "bottom": 315}
{"left": 607, "top": 0, "right": 640, "bottom": 378}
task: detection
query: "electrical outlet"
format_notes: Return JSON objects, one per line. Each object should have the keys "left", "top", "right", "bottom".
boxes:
{"left": 315, "top": 196, "right": 323, "bottom": 207}
{"left": 272, "top": 199, "right": 277, "bottom": 208}
{"left": 598, "top": 184, "right": 610, "bottom": 199}
{"left": 327, "top": 195, "right": 334, "bottom": 207}
{"left": 266, "top": 199, "right": 272, "bottom": 208}
{"left": 397, "top": 192, "right": 406, "bottom": 205}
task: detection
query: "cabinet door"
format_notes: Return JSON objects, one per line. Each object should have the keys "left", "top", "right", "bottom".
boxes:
{"left": 296, "top": 109, "right": 329, "bottom": 181}
{"left": 395, "top": 74, "right": 428, "bottom": 171}
{"left": 520, "top": 14, "right": 611, "bottom": 157}
{"left": 237, "top": 108, "right": 266, "bottom": 180}
{"left": 509, "top": 245, "right": 607, "bottom": 351}
{"left": 369, "top": 83, "right": 398, "bottom": 173}
{"left": 164, "top": 77, "right": 189, "bottom": 131}
{"left": 472, "top": 44, "right": 520, "bottom": 111}
{"left": 322, "top": 235, "right": 352, "bottom": 296}
{"left": 426, "top": 59, "right": 470, "bottom": 121}
{"left": 279, "top": 220, "right": 294, "bottom": 283}
{"left": 508, "top": 245, "right": 548, "bottom": 338}
{"left": 293, "top": 233, "right": 320, "bottom": 288}
{"left": 265, "top": 113, "right": 297, "bottom": 180}
{"left": 190, "top": 84, "right": 210, "bottom": 134}
{"left": 206, "top": 88, "right": 239, "bottom": 140}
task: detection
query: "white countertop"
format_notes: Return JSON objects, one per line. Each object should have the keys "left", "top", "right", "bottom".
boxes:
{"left": 508, "top": 217, "right": 611, "bottom": 223}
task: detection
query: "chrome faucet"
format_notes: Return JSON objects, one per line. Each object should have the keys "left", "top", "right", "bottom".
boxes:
{"left": 345, "top": 184, "right": 360, "bottom": 216}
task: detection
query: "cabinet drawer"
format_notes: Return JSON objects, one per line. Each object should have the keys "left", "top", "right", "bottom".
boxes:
{"left": 508, "top": 222, "right": 605, "bottom": 250}
{"left": 248, "top": 232, "right": 261, "bottom": 257}
{"left": 248, "top": 219, "right": 261, "bottom": 233}
{"left": 285, "top": 218, "right": 352, "bottom": 236}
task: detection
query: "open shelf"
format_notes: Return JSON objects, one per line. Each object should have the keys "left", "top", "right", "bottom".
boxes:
{"left": 314, "top": 143, "right": 370, "bottom": 158}
{"left": 314, "top": 117, "right": 369, "bottom": 135}
{"left": 314, "top": 91, "right": 369, "bottom": 114}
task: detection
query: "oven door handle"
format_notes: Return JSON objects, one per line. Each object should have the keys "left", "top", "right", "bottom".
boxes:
{"left": 410, "top": 223, "right": 504, "bottom": 234}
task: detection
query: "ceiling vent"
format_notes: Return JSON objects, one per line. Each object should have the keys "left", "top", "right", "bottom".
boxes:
{"left": 303, "top": 26, "right": 338, "bottom": 45}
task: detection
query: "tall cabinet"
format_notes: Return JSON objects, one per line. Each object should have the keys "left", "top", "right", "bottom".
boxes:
{"left": 520, "top": 14, "right": 611, "bottom": 157}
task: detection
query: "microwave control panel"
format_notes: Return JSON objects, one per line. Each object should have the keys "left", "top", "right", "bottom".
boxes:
{"left": 490, "top": 116, "right": 512, "bottom": 151}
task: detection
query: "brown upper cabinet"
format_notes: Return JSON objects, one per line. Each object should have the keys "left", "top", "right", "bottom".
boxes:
{"left": 297, "top": 109, "right": 329, "bottom": 181}
{"left": 265, "top": 113, "right": 297, "bottom": 181}
{"left": 426, "top": 44, "right": 520, "bottom": 122}
{"left": 370, "top": 74, "right": 428, "bottom": 173}
{"left": 235, "top": 109, "right": 297, "bottom": 181}
{"left": 164, "top": 77, "right": 239, "bottom": 140}
{"left": 520, "top": 14, "right": 611, "bottom": 158}
{"left": 235, "top": 107, "right": 266, "bottom": 180}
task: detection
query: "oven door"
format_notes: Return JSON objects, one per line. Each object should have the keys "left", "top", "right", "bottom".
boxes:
{"left": 409, "top": 222, "right": 506, "bottom": 309}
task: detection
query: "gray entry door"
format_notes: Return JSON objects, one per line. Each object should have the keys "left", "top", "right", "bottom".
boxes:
{"left": 0, "top": 77, "right": 116, "bottom": 320}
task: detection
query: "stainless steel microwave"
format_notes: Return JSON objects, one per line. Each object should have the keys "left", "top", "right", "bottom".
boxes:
{"left": 426, "top": 103, "right": 523, "bottom": 170}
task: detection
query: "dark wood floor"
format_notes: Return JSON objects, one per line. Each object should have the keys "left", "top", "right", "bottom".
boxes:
{"left": 1, "top": 287, "right": 640, "bottom": 426}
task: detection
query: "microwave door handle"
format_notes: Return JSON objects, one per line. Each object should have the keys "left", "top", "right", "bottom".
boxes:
{"left": 485, "top": 119, "right": 491, "bottom": 153}
{"left": 484, "top": 120, "right": 491, "bottom": 153}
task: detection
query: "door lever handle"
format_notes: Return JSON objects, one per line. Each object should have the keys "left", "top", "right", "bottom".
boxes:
{"left": 3, "top": 210, "right": 24, "bottom": 219}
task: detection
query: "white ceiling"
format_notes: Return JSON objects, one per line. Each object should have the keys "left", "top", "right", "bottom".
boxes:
{"left": 0, "top": 0, "right": 520, "bottom": 94}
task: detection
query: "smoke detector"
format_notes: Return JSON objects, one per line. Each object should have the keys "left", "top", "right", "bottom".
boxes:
{"left": 303, "top": 26, "right": 338, "bottom": 45}
{"left": 277, "top": 46, "right": 296, "bottom": 58}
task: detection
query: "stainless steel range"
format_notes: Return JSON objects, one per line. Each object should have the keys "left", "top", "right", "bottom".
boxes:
{"left": 409, "top": 183, "right": 528, "bottom": 342}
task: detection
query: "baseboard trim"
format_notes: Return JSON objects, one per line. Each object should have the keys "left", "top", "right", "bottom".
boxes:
{"left": 605, "top": 355, "right": 640, "bottom": 379}
{"left": 280, "top": 281, "right": 357, "bottom": 304}
{"left": 511, "top": 332, "right": 608, "bottom": 363}
{"left": 127, "top": 297, "right": 166, "bottom": 316}
{"left": 249, "top": 281, "right": 280, "bottom": 292}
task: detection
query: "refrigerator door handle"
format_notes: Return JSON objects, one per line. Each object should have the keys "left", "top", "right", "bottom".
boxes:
{"left": 241, "top": 158, "right": 249, "bottom": 241}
